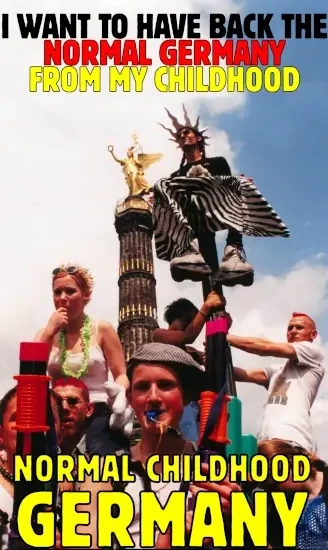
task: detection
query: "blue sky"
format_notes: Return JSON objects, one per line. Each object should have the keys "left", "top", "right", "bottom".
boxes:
{"left": 207, "top": 2, "right": 328, "bottom": 334}
{"left": 206, "top": 1, "right": 328, "bottom": 448}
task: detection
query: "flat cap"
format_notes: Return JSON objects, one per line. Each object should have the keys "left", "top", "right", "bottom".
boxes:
{"left": 127, "top": 343, "right": 205, "bottom": 372}
{"left": 127, "top": 343, "right": 205, "bottom": 400}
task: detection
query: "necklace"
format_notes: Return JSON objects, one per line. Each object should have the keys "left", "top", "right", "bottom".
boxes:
{"left": 59, "top": 315, "right": 92, "bottom": 379}
{"left": 0, "top": 465, "right": 13, "bottom": 485}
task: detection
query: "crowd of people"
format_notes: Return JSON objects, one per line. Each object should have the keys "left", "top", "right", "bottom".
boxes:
{"left": 0, "top": 107, "right": 326, "bottom": 548}
{"left": 0, "top": 264, "right": 325, "bottom": 549}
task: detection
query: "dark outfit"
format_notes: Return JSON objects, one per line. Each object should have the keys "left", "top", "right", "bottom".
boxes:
{"left": 86, "top": 402, "right": 129, "bottom": 456}
{"left": 171, "top": 156, "right": 243, "bottom": 249}
{"left": 171, "top": 155, "right": 231, "bottom": 177}
{"left": 153, "top": 156, "right": 289, "bottom": 262}
{"left": 178, "top": 343, "right": 202, "bottom": 442}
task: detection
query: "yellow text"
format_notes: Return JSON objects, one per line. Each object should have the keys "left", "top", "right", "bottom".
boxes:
{"left": 16, "top": 488, "right": 307, "bottom": 547}
{"left": 14, "top": 453, "right": 135, "bottom": 483}
{"left": 145, "top": 453, "right": 310, "bottom": 483}
{"left": 29, "top": 66, "right": 149, "bottom": 92}
{"left": 154, "top": 65, "right": 300, "bottom": 92}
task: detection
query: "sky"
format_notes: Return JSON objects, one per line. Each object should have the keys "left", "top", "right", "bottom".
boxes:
{"left": 0, "top": 1, "right": 327, "bottom": 458}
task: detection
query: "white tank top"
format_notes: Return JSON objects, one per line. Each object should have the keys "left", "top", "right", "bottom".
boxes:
{"left": 47, "top": 320, "right": 113, "bottom": 403}
{"left": 0, "top": 483, "right": 13, "bottom": 550}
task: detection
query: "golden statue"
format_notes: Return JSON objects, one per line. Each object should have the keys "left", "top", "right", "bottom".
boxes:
{"left": 108, "top": 133, "right": 162, "bottom": 196}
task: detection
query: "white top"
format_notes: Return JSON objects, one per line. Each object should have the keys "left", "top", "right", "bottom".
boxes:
{"left": 259, "top": 341, "right": 325, "bottom": 451}
{"left": 0, "top": 483, "right": 13, "bottom": 550}
{"left": 47, "top": 321, "right": 113, "bottom": 403}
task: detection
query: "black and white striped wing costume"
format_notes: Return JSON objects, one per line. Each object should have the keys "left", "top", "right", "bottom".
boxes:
{"left": 152, "top": 174, "right": 290, "bottom": 261}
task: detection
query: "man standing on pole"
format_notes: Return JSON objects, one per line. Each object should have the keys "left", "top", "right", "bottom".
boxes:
{"left": 152, "top": 105, "right": 290, "bottom": 287}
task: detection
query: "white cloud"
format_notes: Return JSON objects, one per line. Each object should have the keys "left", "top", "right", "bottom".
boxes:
{"left": 0, "top": 0, "right": 327, "bottom": 463}
{"left": 0, "top": 0, "right": 244, "bottom": 350}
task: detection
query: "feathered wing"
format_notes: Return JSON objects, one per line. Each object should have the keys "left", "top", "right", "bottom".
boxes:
{"left": 137, "top": 153, "right": 163, "bottom": 170}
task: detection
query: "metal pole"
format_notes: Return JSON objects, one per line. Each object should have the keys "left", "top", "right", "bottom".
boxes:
{"left": 198, "top": 231, "right": 237, "bottom": 397}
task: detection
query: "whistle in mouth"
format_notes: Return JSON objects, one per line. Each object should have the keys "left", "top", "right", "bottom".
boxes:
{"left": 145, "top": 411, "right": 160, "bottom": 421}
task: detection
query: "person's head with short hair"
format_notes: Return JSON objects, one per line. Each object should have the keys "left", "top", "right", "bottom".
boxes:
{"left": 53, "top": 378, "right": 94, "bottom": 443}
{"left": 287, "top": 312, "right": 317, "bottom": 344}
{"left": 0, "top": 387, "right": 63, "bottom": 473}
{"left": 126, "top": 343, "right": 204, "bottom": 435}
{"left": 164, "top": 298, "right": 199, "bottom": 330}
{"left": 258, "top": 439, "right": 326, "bottom": 493}
{"left": 52, "top": 263, "right": 94, "bottom": 321}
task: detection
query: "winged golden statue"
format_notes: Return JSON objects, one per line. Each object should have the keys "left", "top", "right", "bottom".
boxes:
{"left": 108, "top": 133, "right": 163, "bottom": 196}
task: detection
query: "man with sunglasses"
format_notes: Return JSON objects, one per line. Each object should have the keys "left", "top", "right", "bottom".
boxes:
{"left": 153, "top": 105, "right": 289, "bottom": 287}
{"left": 53, "top": 378, "right": 94, "bottom": 459}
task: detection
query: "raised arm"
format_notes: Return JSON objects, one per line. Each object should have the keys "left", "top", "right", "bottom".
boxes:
{"left": 34, "top": 328, "right": 53, "bottom": 344}
{"left": 234, "top": 366, "right": 269, "bottom": 388}
{"left": 227, "top": 334, "right": 296, "bottom": 359}
{"left": 100, "top": 321, "right": 129, "bottom": 389}
{"left": 108, "top": 145, "right": 124, "bottom": 166}
{"left": 152, "top": 292, "right": 226, "bottom": 346}
{"left": 33, "top": 308, "right": 68, "bottom": 345}
{"left": 152, "top": 311, "right": 208, "bottom": 346}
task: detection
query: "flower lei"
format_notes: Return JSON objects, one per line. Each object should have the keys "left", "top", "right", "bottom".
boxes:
{"left": 59, "top": 315, "right": 92, "bottom": 379}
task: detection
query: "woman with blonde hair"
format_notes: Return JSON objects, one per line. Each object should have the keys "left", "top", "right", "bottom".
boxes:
{"left": 35, "top": 263, "right": 134, "bottom": 456}
{"left": 258, "top": 439, "right": 328, "bottom": 549}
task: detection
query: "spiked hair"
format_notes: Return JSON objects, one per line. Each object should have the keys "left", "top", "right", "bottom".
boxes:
{"left": 158, "top": 104, "right": 210, "bottom": 146}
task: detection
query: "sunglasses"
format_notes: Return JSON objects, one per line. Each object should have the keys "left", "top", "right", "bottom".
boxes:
{"left": 52, "top": 266, "right": 77, "bottom": 276}
{"left": 61, "top": 397, "right": 81, "bottom": 407}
